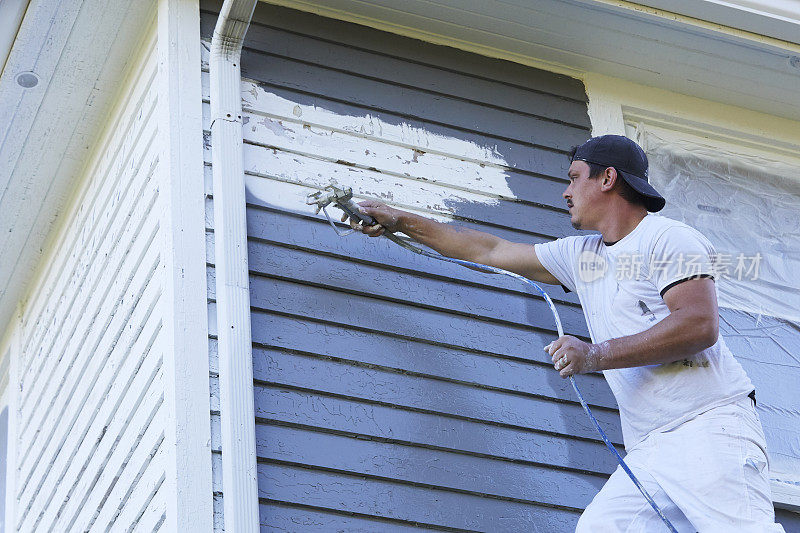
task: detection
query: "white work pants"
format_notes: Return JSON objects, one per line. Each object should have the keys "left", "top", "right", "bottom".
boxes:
{"left": 576, "top": 396, "right": 785, "bottom": 532}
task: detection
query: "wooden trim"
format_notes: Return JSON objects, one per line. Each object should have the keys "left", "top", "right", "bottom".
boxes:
{"left": 771, "top": 479, "right": 800, "bottom": 513}
{"left": 157, "top": 0, "right": 214, "bottom": 530}
{"left": 583, "top": 72, "right": 800, "bottom": 156}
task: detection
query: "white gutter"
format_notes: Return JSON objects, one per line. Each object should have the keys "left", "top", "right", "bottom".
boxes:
{"left": 210, "top": 0, "right": 260, "bottom": 530}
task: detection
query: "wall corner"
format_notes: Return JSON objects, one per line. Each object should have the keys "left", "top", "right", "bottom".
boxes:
{"left": 156, "top": 0, "right": 215, "bottom": 530}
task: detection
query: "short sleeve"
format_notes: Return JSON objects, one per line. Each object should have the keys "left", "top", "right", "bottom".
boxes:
{"left": 534, "top": 236, "right": 582, "bottom": 294}
{"left": 649, "top": 225, "right": 716, "bottom": 298}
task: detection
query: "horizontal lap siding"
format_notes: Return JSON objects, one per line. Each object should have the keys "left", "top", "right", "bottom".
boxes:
{"left": 11, "top": 31, "right": 165, "bottom": 532}
{"left": 200, "top": 2, "right": 614, "bottom": 531}
{"left": 718, "top": 309, "right": 800, "bottom": 482}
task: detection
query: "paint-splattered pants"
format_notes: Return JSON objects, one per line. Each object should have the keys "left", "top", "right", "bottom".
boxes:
{"left": 576, "top": 395, "right": 785, "bottom": 532}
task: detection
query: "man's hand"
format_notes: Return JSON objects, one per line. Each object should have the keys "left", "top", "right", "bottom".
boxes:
{"left": 545, "top": 335, "right": 613, "bottom": 378}
{"left": 340, "top": 200, "right": 402, "bottom": 238}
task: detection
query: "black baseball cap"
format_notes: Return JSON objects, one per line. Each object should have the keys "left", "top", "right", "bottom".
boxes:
{"left": 571, "top": 135, "right": 666, "bottom": 212}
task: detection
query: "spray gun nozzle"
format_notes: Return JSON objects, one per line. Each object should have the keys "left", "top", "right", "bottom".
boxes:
{"left": 306, "top": 185, "right": 354, "bottom": 215}
{"left": 306, "top": 185, "right": 362, "bottom": 236}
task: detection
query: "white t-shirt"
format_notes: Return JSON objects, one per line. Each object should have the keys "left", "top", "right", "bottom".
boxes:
{"left": 534, "top": 213, "right": 754, "bottom": 450}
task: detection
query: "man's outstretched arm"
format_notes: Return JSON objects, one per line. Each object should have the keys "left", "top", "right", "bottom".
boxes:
{"left": 343, "top": 199, "right": 562, "bottom": 285}
{"left": 547, "top": 277, "right": 718, "bottom": 377}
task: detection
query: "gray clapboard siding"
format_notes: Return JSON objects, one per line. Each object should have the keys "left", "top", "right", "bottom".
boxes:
{"left": 203, "top": 191, "right": 583, "bottom": 277}
{"left": 233, "top": 15, "right": 590, "bottom": 128}
{"left": 229, "top": 109, "right": 573, "bottom": 210}
{"left": 210, "top": 380, "right": 616, "bottom": 479}
{"left": 209, "top": 266, "right": 606, "bottom": 431}
{"left": 233, "top": 144, "right": 575, "bottom": 237}
{"left": 200, "top": 119, "right": 576, "bottom": 234}
{"left": 239, "top": 2, "right": 589, "bottom": 104}
{"left": 245, "top": 313, "right": 613, "bottom": 409}
{"left": 256, "top": 424, "right": 605, "bottom": 507}
{"left": 719, "top": 308, "right": 800, "bottom": 479}
{"left": 235, "top": 50, "right": 587, "bottom": 151}
{"left": 235, "top": 250, "right": 588, "bottom": 337}
{"left": 258, "top": 463, "right": 580, "bottom": 532}
{"left": 199, "top": 72, "right": 577, "bottom": 190}
{"left": 9, "top": 31, "right": 165, "bottom": 533}
{"left": 250, "top": 384, "right": 617, "bottom": 474}
{"left": 237, "top": 206, "right": 582, "bottom": 307}
{"left": 246, "top": 346, "right": 619, "bottom": 441}
{"left": 207, "top": 298, "right": 619, "bottom": 442}
{"left": 207, "top": 272, "right": 589, "bottom": 373}
{"left": 258, "top": 503, "right": 436, "bottom": 533}
{"left": 775, "top": 509, "right": 800, "bottom": 530}
{"left": 200, "top": 2, "right": 611, "bottom": 530}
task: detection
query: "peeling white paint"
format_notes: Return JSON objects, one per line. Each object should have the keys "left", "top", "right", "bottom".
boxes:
{"left": 203, "top": 165, "right": 455, "bottom": 228}
{"left": 200, "top": 71, "right": 521, "bottom": 220}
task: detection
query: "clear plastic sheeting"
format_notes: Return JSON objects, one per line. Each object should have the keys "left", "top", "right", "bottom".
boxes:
{"left": 636, "top": 126, "right": 800, "bottom": 324}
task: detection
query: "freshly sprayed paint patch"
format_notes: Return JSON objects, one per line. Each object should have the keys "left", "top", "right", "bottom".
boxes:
{"left": 200, "top": 75, "right": 535, "bottom": 221}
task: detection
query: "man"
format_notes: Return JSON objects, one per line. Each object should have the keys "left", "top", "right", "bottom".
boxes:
{"left": 343, "top": 135, "right": 784, "bottom": 531}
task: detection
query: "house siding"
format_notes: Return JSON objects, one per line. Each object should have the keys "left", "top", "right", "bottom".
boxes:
{"left": 6, "top": 26, "right": 166, "bottom": 532}
{"left": 201, "top": 2, "right": 620, "bottom": 530}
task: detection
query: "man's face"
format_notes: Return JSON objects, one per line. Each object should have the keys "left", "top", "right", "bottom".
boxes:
{"left": 564, "top": 160, "right": 599, "bottom": 230}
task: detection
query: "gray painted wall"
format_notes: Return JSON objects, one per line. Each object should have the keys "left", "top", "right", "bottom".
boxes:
{"left": 200, "top": 1, "right": 800, "bottom": 530}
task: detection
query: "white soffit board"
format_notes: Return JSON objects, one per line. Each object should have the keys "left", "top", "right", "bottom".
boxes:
{"left": 260, "top": 0, "right": 800, "bottom": 121}
{"left": 633, "top": 0, "right": 800, "bottom": 45}
{"left": 0, "top": 0, "right": 156, "bottom": 330}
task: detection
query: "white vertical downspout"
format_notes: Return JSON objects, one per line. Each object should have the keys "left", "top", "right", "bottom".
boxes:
{"left": 209, "top": 1, "right": 260, "bottom": 530}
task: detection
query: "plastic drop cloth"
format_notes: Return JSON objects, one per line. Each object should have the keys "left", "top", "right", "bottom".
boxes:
{"left": 636, "top": 126, "right": 800, "bottom": 324}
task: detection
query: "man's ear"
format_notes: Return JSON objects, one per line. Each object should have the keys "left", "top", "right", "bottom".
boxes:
{"left": 600, "top": 167, "right": 618, "bottom": 192}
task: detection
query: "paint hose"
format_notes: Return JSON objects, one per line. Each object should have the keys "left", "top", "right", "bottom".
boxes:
{"left": 308, "top": 186, "right": 679, "bottom": 532}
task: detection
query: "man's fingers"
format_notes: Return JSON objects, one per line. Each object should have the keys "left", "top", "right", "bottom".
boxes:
{"left": 357, "top": 200, "right": 383, "bottom": 209}
{"left": 550, "top": 346, "right": 567, "bottom": 364}
{"left": 340, "top": 212, "right": 362, "bottom": 230}
{"left": 563, "top": 357, "right": 580, "bottom": 377}
{"left": 544, "top": 341, "right": 559, "bottom": 357}
{"left": 364, "top": 224, "right": 384, "bottom": 236}
{"left": 544, "top": 335, "right": 571, "bottom": 357}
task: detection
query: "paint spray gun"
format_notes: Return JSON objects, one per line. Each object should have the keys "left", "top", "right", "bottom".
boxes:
{"left": 306, "top": 184, "right": 455, "bottom": 256}
{"left": 306, "top": 185, "right": 379, "bottom": 236}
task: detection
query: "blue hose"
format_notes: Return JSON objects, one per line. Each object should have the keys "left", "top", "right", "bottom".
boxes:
{"left": 378, "top": 234, "right": 679, "bottom": 532}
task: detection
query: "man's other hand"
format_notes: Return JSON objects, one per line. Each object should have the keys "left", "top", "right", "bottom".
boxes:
{"left": 546, "top": 335, "right": 612, "bottom": 378}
